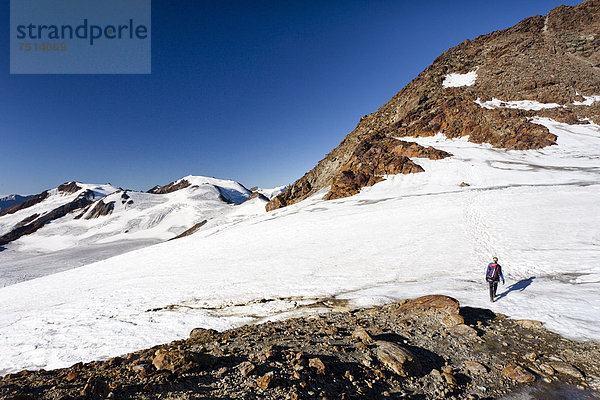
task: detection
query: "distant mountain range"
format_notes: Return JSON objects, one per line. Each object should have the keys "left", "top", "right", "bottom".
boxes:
{"left": 0, "top": 195, "right": 33, "bottom": 211}
{"left": 0, "top": 177, "right": 284, "bottom": 250}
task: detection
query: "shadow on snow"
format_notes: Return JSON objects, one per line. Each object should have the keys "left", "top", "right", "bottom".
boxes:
{"left": 496, "top": 276, "right": 536, "bottom": 301}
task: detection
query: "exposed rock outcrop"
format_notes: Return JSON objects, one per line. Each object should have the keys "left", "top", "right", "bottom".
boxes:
{"left": 84, "top": 200, "right": 116, "bottom": 219}
{"left": 325, "top": 134, "right": 451, "bottom": 200}
{"left": 169, "top": 220, "right": 208, "bottom": 240}
{"left": 57, "top": 182, "right": 81, "bottom": 194}
{"left": 245, "top": 191, "right": 269, "bottom": 202}
{"left": 267, "top": 0, "right": 600, "bottom": 210}
{"left": 148, "top": 179, "right": 191, "bottom": 194}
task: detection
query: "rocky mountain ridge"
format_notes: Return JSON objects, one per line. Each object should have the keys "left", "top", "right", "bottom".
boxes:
{"left": 267, "top": 0, "right": 600, "bottom": 210}
{"left": 0, "top": 176, "right": 262, "bottom": 248}
{"left": 0, "top": 183, "right": 113, "bottom": 246}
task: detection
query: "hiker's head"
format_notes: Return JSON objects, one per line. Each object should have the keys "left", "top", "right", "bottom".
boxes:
{"left": 492, "top": 257, "right": 498, "bottom": 263}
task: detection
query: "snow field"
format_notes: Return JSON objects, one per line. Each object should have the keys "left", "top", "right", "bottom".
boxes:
{"left": 0, "top": 118, "right": 599, "bottom": 374}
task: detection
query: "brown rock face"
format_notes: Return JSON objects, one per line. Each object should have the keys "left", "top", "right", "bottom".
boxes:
{"left": 84, "top": 200, "right": 115, "bottom": 219}
{"left": 57, "top": 182, "right": 81, "bottom": 194}
{"left": 267, "top": 0, "right": 600, "bottom": 210}
{"left": 324, "top": 134, "right": 451, "bottom": 200}
{"left": 148, "top": 179, "right": 191, "bottom": 194}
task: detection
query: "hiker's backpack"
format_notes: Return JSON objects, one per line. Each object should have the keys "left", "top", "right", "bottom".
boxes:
{"left": 486, "top": 263, "right": 499, "bottom": 281}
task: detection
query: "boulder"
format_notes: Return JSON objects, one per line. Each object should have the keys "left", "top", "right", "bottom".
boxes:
{"left": 393, "top": 295, "right": 464, "bottom": 327}
{"left": 308, "top": 357, "right": 326, "bottom": 375}
{"left": 256, "top": 372, "right": 275, "bottom": 389}
{"left": 502, "top": 365, "right": 536, "bottom": 383}
{"left": 352, "top": 327, "right": 374, "bottom": 345}
{"left": 189, "top": 327, "right": 218, "bottom": 341}
{"left": 374, "top": 341, "right": 421, "bottom": 377}
{"left": 443, "top": 371, "right": 457, "bottom": 386}
{"left": 442, "top": 314, "right": 466, "bottom": 327}
{"left": 464, "top": 361, "right": 488, "bottom": 375}
{"left": 152, "top": 348, "right": 212, "bottom": 373}
{"left": 237, "top": 361, "right": 256, "bottom": 377}
{"left": 539, "top": 363, "right": 555, "bottom": 375}
{"left": 550, "top": 362, "right": 584, "bottom": 378}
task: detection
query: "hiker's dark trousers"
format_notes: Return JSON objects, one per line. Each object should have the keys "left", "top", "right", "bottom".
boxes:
{"left": 488, "top": 280, "right": 498, "bottom": 300}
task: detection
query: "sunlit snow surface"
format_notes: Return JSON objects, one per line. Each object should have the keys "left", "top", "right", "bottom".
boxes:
{"left": 442, "top": 68, "right": 478, "bottom": 88}
{"left": 573, "top": 94, "right": 600, "bottom": 106}
{"left": 0, "top": 177, "right": 269, "bottom": 287}
{"left": 1, "top": 118, "right": 600, "bottom": 374}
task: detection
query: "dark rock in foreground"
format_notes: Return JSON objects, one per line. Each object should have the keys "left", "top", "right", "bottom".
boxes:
{"left": 1, "top": 295, "right": 599, "bottom": 399}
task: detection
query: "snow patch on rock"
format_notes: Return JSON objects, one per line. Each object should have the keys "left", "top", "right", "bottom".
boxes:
{"left": 573, "top": 94, "right": 600, "bottom": 106}
{"left": 442, "top": 68, "right": 478, "bottom": 88}
{"left": 475, "top": 94, "right": 600, "bottom": 110}
{"left": 474, "top": 98, "right": 562, "bottom": 110}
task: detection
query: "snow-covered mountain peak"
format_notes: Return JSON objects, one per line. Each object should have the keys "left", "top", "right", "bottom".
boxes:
{"left": 149, "top": 175, "right": 251, "bottom": 205}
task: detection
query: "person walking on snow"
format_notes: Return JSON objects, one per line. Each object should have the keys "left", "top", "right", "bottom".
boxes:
{"left": 486, "top": 257, "right": 504, "bottom": 302}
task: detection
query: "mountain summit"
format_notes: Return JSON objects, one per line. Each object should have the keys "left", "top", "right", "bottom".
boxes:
{"left": 267, "top": 0, "right": 600, "bottom": 209}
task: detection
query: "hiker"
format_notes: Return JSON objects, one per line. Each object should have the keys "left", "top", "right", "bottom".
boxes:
{"left": 485, "top": 257, "right": 504, "bottom": 302}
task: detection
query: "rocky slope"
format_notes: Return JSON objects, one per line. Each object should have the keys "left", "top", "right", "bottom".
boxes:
{"left": 267, "top": 0, "right": 600, "bottom": 209}
{"left": 2, "top": 295, "right": 598, "bottom": 400}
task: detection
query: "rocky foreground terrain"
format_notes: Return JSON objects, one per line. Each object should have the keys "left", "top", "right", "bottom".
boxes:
{"left": 2, "top": 295, "right": 599, "bottom": 399}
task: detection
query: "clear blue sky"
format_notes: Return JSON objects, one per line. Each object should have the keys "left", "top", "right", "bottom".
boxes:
{"left": 0, "top": 0, "right": 581, "bottom": 195}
